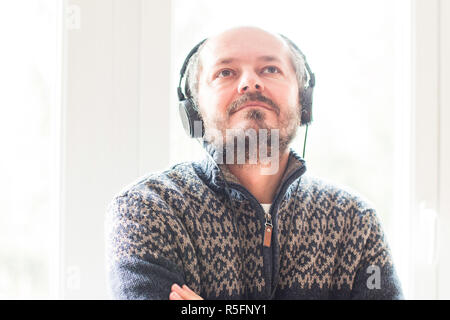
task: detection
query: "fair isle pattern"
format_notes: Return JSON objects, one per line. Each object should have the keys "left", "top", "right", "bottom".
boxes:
{"left": 276, "top": 176, "right": 392, "bottom": 291}
{"left": 106, "top": 149, "right": 400, "bottom": 299}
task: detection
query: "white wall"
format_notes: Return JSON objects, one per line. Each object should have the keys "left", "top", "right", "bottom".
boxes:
{"left": 406, "top": 0, "right": 450, "bottom": 300}
{"left": 61, "top": 0, "right": 171, "bottom": 299}
{"left": 437, "top": 0, "right": 450, "bottom": 300}
{"left": 409, "top": 0, "right": 440, "bottom": 299}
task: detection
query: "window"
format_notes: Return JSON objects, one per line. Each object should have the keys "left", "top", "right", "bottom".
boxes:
{"left": 4, "top": 0, "right": 446, "bottom": 300}
{"left": 0, "top": 0, "right": 62, "bottom": 299}
{"left": 171, "top": 0, "right": 412, "bottom": 296}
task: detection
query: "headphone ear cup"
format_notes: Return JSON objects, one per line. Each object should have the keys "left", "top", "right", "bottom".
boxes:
{"left": 178, "top": 99, "right": 204, "bottom": 138}
{"left": 300, "top": 86, "right": 314, "bottom": 126}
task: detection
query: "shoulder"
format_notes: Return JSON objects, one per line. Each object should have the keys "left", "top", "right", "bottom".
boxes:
{"left": 300, "top": 174, "right": 374, "bottom": 208}
{"left": 105, "top": 163, "right": 200, "bottom": 267}
{"left": 106, "top": 161, "right": 199, "bottom": 219}
{"left": 112, "top": 161, "right": 197, "bottom": 200}
{"left": 298, "top": 174, "right": 379, "bottom": 227}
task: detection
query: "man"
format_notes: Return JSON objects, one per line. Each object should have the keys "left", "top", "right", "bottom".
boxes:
{"left": 106, "top": 26, "right": 403, "bottom": 300}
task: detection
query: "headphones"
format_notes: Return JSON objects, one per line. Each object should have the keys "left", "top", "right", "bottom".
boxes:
{"left": 177, "top": 34, "right": 316, "bottom": 140}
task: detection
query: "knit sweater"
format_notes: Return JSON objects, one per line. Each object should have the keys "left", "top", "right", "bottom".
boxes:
{"left": 105, "top": 144, "right": 403, "bottom": 300}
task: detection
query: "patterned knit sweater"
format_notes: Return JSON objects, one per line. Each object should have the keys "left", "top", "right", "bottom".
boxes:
{"left": 105, "top": 144, "right": 403, "bottom": 300}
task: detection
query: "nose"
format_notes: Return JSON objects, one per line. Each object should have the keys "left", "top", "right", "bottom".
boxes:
{"left": 237, "top": 71, "right": 264, "bottom": 94}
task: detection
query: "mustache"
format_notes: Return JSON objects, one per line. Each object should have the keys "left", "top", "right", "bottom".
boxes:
{"left": 228, "top": 92, "right": 280, "bottom": 117}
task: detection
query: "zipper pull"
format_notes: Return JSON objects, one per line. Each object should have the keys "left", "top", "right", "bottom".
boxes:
{"left": 263, "top": 213, "right": 273, "bottom": 248}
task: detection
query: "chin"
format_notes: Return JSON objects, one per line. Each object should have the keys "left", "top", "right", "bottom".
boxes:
{"left": 232, "top": 115, "right": 275, "bottom": 129}
{"left": 228, "top": 121, "right": 269, "bottom": 132}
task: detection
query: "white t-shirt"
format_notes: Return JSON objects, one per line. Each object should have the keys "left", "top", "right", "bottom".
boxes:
{"left": 261, "top": 203, "right": 271, "bottom": 215}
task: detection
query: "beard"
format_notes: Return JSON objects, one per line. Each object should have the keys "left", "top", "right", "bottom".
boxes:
{"left": 201, "top": 92, "right": 301, "bottom": 165}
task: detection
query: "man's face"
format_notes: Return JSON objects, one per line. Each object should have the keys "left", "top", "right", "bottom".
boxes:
{"left": 196, "top": 27, "right": 301, "bottom": 159}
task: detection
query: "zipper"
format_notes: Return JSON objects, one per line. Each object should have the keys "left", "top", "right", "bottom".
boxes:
{"left": 221, "top": 161, "right": 306, "bottom": 298}
{"left": 263, "top": 211, "right": 273, "bottom": 248}
{"left": 268, "top": 165, "right": 306, "bottom": 299}
{"left": 227, "top": 183, "right": 273, "bottom": 242}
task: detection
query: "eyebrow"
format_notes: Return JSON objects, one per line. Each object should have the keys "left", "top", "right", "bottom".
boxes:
{"left": 258, "top": 55, "right": 282, "bottom": 63}
{"left": 213, "top": 55, "right": 282, "bottom": 66}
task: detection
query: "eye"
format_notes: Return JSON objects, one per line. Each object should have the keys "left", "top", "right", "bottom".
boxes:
{"left": 216, "top": 69, "right": 235, "bottom": 78}
{"left": 262, "top": 66, "right": 281, "bottom": 74}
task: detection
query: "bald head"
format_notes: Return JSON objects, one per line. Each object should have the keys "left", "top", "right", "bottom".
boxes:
{"left": 201, "top": 26, "right": 290, "bottom": 59}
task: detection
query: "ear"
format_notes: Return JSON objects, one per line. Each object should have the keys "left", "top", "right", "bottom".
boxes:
{"left": 178, "top": 99, "right": 204, "bottom": 138}
{"left": 300, "top": 87, "right": 313, "bottom": 126}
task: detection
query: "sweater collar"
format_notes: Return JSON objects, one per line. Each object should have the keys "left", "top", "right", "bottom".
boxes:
{"left": 193, "top": 140, "right": 307, "bottom": 199}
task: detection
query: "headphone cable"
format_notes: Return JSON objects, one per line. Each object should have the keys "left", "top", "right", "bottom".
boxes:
{"left": 302, "top": 124, "right": 309, "bottom": 159}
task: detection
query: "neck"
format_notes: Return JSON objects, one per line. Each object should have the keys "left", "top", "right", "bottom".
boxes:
{"left": 226, "top": 149, "right": 290, "bottom": 204}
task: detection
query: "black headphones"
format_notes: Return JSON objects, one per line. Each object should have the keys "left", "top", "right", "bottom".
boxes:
{"left": 177, "top": 35, "right": 316, "bottom": 139}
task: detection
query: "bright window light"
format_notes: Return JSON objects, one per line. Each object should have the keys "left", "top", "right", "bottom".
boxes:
{"left": 0, "top": 0, "right": 61, "bottom": 299}
{"left": 171, "top": 0, "right": 412, "bottom": 297}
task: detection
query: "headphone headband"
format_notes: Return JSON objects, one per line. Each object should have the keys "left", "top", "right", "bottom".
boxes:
{"left": 177, "top": 38, "right": 207, "bottom": 101}
{"left": 278, "top": 34, "right": 315, "bottom": 89}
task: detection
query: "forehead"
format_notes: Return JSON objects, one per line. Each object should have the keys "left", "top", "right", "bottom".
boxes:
{"left": 199, "top": 29, "right": 292, "bottom": 68}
